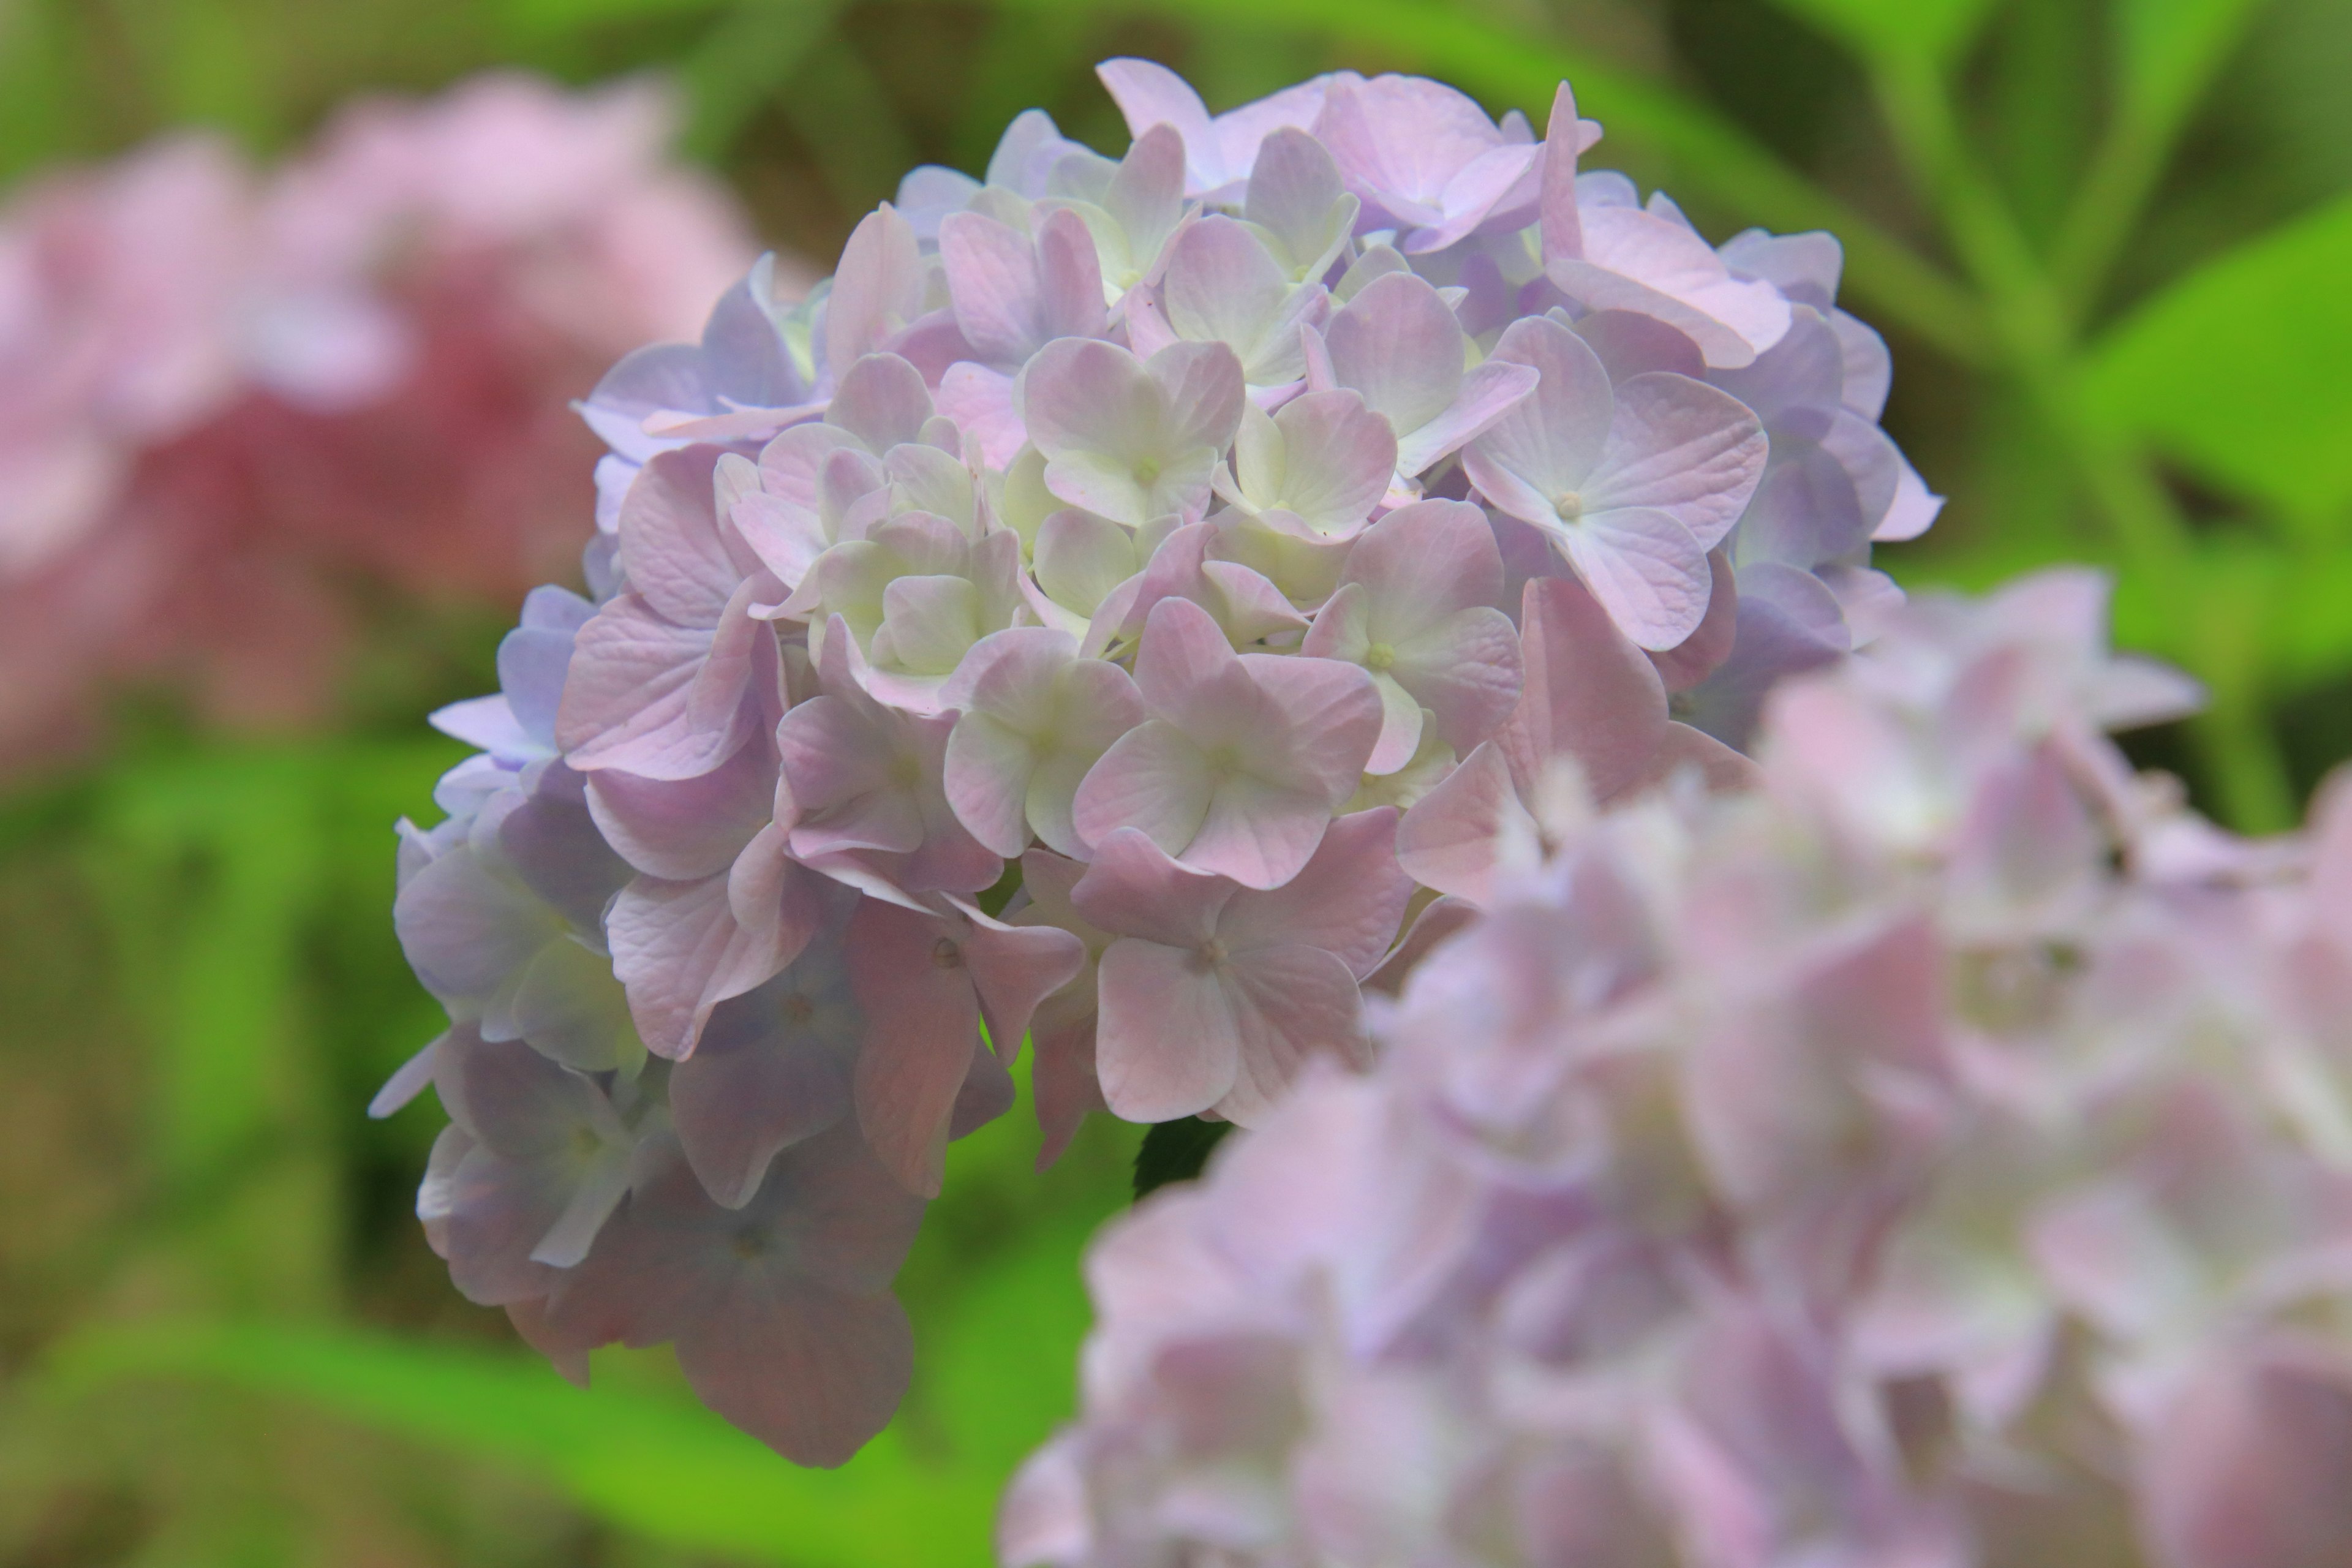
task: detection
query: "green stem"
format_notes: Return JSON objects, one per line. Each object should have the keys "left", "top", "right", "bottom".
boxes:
{"left": 1868, "top": 56, "right": 2296, "bottom": 832}
{"left": 2049, "top": 112, "right": 2169, "bottom": 323}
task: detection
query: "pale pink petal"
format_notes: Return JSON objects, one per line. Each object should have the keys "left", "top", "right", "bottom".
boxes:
{"left": 1071, "top": 720, "right": 1215, "bottom": 862}
{"left": 1393, "top": 356, "right": 1539, "bottom": 479}
{"left": 1560, "top": 506, "right": 1713, "bottom": 652}
{"left": 607, "top": 871, "right": 795, "bottom": 1058}
{"left": 1215, "top": 943, "right": 1370, "bottom": 1126}
{"left": 1186, "top": 771, "right": 1344, "bottom": 891}
{"left": 677, "top": 1281, "right": 913, "bottom": 1469}
{"left": 824, "top": 352, "right": 933, "bottom": 453}
{"left": 1502, "top": 575, "right": 1670, "bottom": 800}
{"left": 846, "top": 896, "right": 982, "bottom": 1196}
{"left": 825, "top": 205, "right": 924, "bottom": 376}
{"left": 556, "top": 590, "right": 766, "bottom": 780}
{"left": 1095, "top": 937, "right": 1243, "bottom": 1121}
{"left": 1393, "top": 740, "right": 1528, "bottom": 905}
{"left": 1096, "top": 58, "right": 1216, "bottom": 172}
{"left": 961, "top": 906, "right": 1087, "bottom": 1055}
{"left": 1222, "top": 807, "right": 1411, "bottom": 974}
{"left": 1581, "top": 373, "right": 1766, "bottom": 548}
{"left": 584, "top": 736, "right": 775, "bottom": 882}
{"left": 1069, "top": 825, "right": 1234, "bottom": 949}
{"left": 1463, "top": 315, "right": 1615, "bottom": 518}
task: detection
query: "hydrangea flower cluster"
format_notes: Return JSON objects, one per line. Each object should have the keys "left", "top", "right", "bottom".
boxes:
{"left": 382, "top": 61, "right": 1937, "bottom": 1464}
{"left": 0, "top": 74, "right": 754, "bottom": 761}
{"left": 999, "top": 571, "right": 2352, "bottom": 1568}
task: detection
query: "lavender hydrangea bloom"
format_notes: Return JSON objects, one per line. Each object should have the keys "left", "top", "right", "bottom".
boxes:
{"left": 384, "top": 57, "right": 1939, "bottom": 1464}
{"left": 1005, "top": 573, "right": 2352, "bottom": 1568}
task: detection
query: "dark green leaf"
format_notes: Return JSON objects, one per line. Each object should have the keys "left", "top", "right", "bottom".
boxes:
{"left": 1133, "top": 1115, "right": 1231, "bottom": 1199}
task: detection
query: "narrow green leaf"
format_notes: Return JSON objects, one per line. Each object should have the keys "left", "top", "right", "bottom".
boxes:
{"left": 679, "top": 0, "right": 850, "bottom": 162}
{"left": 503, "top": 0, "right": 726, "bottom": 32}
{"left": 2081, "top": 193, "right": 2352, "bottom": 518}
{"left": 42, "top": 1320, "right": 999, "bottom": 1566}
{"left": 1764, "top": 0, "right": 2001, "bottom": 67}
{"left": 2116, "top": 0, "right": 2270, "bottom": 133}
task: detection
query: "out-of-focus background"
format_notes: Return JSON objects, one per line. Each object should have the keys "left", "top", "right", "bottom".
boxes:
{"left": 1, "top": 0, "right": 2347, "bottom": 1562}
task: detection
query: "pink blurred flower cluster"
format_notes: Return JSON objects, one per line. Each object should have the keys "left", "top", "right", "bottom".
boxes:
{"left": 1001, "top": 571, "right": 2352, "bottom": 1568}
{"left": 0, "top": 73, "right": 754, "bottom": 758}
{"left": 382, "top": 61, "right": 1938, "bottom": 1466}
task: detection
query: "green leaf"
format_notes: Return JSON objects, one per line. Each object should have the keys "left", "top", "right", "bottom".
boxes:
{"left": 1763, "top": 0, "right": 2000, "bottom": 67}
{"left": 2081, "top": 193, "right": 2352, "bottom": 518}
{"left": 41, "top": 1320, "right": 998, "bottom": 1566}
{"left": 2116, "top": 0, "right": 2270, "bottom": 133}
{"left": 924, "top": 1207, "right": 1101, "bottom": 1465}
{"left": 503, "top": 0, "right": 725, "bottom": 32}
{"left": 1133, "top": 1116, "right": 1231, "bottom": 1199}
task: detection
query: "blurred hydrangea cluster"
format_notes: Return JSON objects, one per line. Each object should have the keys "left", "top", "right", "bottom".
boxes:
{"left": 0, "top": 74, "right": 754, "bottom": 760}
{"left": 997, "top": 572, "right": 2352, "bottom": 1568}
{"left": 383, "top": 61, "right": 1940, "bottom": 1464}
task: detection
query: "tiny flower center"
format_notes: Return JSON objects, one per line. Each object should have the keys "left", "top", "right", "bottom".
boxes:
{"left": 1202, "top": 744, "right": 1240, "bottom": 783}
{"left": 1365, "top": 643, "right": 1396, "bottom": 673}
{"left": 932, "top": 938, "right": 964, "bottom": 970}
{"left": 782, "top": 992, "right": 816, "bottom": 1026}
{"left": 571, "top": 1125, "right": 603, "bottom": 1159}
{"left": 731, "top": 1227, "right": 767, "bottom": 1260}
{"left": 1553, "top": 490, "right": 1584, "bottom": 520}
{"left": 890, "top": 752, "right": 923, "bottom": 788}
{"left": 1190, "top": 937, "right": 1227, "bottom": 973}
{"left": 1134, "top": 456, "right": 1163, "bottom": 488}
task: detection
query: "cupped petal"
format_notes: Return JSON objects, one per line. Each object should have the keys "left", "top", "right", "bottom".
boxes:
{"left": 1213, "top": 943, "right": 1371, "bottom": 1126}
{"left": 617, "top": 445, "right": 758, "bottom": 628}
{"left": 1393, "top": 356, "right": 1540, "bottom": 480}
{"left": 1393, "top": 740, "right": 1528, "bottom": 905}
{"left": 606, "top": 869, "right": 801, "bottom": 1060}
{"left": 825, "top": 205, "right": 924, "bottom": 377}
{"left": 670, "top": 957, "right": 860, "bottom": 1208}
{"left": 826, "top": 352, "right": 934, "bottom": 454}
{"left": 1095, "top": 58, "right": 1219, "bottom": 184}
{"left": 1502, "top": 574, "right": 1672, "bottom": 799}
{"left": 846, "top": 896, "right": 983, "bottom": 1197}
{"left": 677, "top": 1281, "right": 913, "bottom": 1469}
{"left": 1187, "top": 771, "right": 1346, "bottom": 891}
{"left": 961, "top": 906, "right": 1087, "bottom": 1057}
{"left": 1559, "top": 506, "right": 1714, "bottom": 652}
{"left": 585, "top": 735, "right": 776, "bottom": 883}
{"left": 1071, "top": 719, "right": 1215, "bottom": 862}
{"left": 1221, "top": 806, "right": 1411, "bottom": 974}
{"left": 1463, "top": 315, "right": 1615, "bottom": 518}
{"left": 1322, "top": 271, "right": 1464, "bottom": 440}
{"left": 1094, "top": 937, "right": 1244, "bottom": 1121}
{"left": 1580, "top": 372, "right": 1768, "bottom": 548}
{"left": 1549, "top": 205, "right": 1791, "bottom": 369}
{"left": 1069, "top": 824, "right": 1234, "bottom": 949}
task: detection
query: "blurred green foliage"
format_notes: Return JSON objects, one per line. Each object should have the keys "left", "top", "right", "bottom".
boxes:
{"left": 2, "top": 0, "right": 2350, "bottom": 1562}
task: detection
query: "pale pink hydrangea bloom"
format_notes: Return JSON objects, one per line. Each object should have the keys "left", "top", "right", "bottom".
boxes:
{"left": 385, "top": 59, "right": 1942, "bottom": 1464}
{"left": 0, "top": 74, "right": 756, "bottom": 762}
{"left": 1003, "top": 573, "right": 2352, "bottom": 1568}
